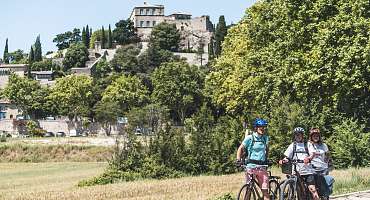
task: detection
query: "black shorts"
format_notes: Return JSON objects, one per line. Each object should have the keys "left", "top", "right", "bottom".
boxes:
{"left": 301, "top": 174, "right": 316, "bottom": 186}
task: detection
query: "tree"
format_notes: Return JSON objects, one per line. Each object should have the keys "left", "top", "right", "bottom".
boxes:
{"left": 8, "top": 49, "right": 26, "bottom": 64}
{"left": 108, "top": 24, "right": 113, "bottom": 49}
{"left": 86, "top": 25, "right": 90, "bottom": 47}
{"left": 89, "top": 30, "right": 109, "bottom": 49}
{"left": 214, "top": 15, "right": 227, "bottom": 57}
{"left": 62, "top": 42, "right": 89, "bottom": 70}
{"left": 138, "top": 46, "right": 180, "bottom": 73}
{"left": 34, "top": 35, "right": 42, "bottom": 61}
{"left": 82, "top": 27, "right": 87, "bottom": 47}
{"left": 94, "top": 100, "right": 121, "bottom": 136}
{"left": 31, "top": 59, "right": 56, "bottom": 71}
{"left": 53, "top": 28, "right": 82, "bottom": 50}
{"left": 49, "top": 74, "right": 94, "bottom": 120}
{"left": 151, "top": 61, "right": 205, "bottom": 123}
{"left": 208, "top": 36, "right": 215, "bottom": 61}
{"left": 149, "top": 22, "right": 181, "bottom": 51}
{"left": 330, "top": 118, "right": 370, "bottom": 168}
{"left": 110, "top": 45, "right": 140, "bottom": 73}
{"left": 112, "top": 19, "right": 140, "bottom": 45}
{"left": 3, "top": 38, "right": 9, "bottom": 64}
{"left": 101, "top": 26, "right": 106, "bottom": 49}
{"left": 2, "top": 74, "right": 49, "bottom": 119}
{"left": 101, "top": 75, "right": 149, "bottom": 112}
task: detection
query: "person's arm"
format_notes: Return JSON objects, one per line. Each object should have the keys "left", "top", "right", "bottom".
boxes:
{"left": 237, "top": 144, "right": 245, "bottom": 161}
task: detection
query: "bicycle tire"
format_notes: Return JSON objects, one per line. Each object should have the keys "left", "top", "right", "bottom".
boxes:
{"left": 237, "top": 183, "right": 258, "bottom": 200}
{"left": 280, "top": 179, "right": 298, "bottom": 200}
{"left": 269, "top": 179, "right": 280, "bottom": 200}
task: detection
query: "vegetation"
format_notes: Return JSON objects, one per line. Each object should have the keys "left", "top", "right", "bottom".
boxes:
{"left": 62, "top": 42, "right": 89, "bottom": 69}
{"left": 53, "top": 28, "right": 82, "bottom": 50}
{"left": 3, "top": 38, "right": 9, "bottom": 64}
{"left": 1, "top": 162, "right": 368, "bottom": 200}
{"left": 112, "top": 19, "right": 139, "bottom": 45}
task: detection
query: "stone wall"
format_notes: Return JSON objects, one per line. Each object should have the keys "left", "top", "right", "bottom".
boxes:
{"left": 0, "top": 119, "right": 124, "bottom": 136}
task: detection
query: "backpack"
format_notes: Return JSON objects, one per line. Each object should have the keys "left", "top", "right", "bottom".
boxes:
{"left": 291, "top": 141, "right": 309, "bottom": 160}
{"left": 245, "top": 134, "right": 268, "bottom": 164}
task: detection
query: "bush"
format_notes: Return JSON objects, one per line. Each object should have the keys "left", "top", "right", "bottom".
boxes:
{"left": 329, "top": 118, "right": 370, "bottom": 168}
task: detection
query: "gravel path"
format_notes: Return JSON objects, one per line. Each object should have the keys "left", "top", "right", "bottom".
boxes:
{"left": 331, "top": 190, "right": 370, "bottom": 200}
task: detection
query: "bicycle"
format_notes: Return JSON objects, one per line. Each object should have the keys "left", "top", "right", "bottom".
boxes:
{"left": 237, "top": 162, "right": 281, "bottom": 200}
{"left": 279, "top": 159, "right": 330, "bottom": 200}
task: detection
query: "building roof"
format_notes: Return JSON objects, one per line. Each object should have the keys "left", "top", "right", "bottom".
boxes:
{"left": 31, "top": 71, "right": 53, "bottom": 75}
{"left": 170, "top": 12, "right": 192, "bottom": 16}
{"left": 0, "top": 64, "right": 28, "bottom": 68}
{"left": 135, "top": 2, "right": 164, "bottom": 8}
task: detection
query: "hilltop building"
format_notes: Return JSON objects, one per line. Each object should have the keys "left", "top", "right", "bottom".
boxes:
{"left": 129, "top": 2, "right": 214, "bottom": 53}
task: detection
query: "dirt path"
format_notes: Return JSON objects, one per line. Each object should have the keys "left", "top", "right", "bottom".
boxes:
{"left": 332, "top": 190, "right": 370, "bottom": 200}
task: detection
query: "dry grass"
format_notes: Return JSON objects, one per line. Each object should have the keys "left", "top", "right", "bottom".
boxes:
{"left": 0, "top": 162, "right": 369, "bottom": 200}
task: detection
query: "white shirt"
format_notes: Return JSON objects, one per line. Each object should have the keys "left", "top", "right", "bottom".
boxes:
{"left": 284, "top": 142, "right": 315, "bottom": 175}
{"left": 308, "top": 142, "right": 329, "bottom": 172}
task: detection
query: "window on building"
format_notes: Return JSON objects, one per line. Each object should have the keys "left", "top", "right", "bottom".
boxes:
{"left": 140, "top": 21, "right": 144, "bottom": 27}
{"left": 150, "top": 9, "right": 154, "bottom": 15}
{"left": 153, "top": 9, "right": 156, "bottom": 15}
{"left": 140, "top": 9, "right": 144, "bottom": 15}
{"left": 146, "top": 21, "right": 150, "bottom": 27}
{"left": 146, "top": 9, "right": 149, "bottom": 15}
{"left": 152, "top": 21, "right": 156, "bottom": 26}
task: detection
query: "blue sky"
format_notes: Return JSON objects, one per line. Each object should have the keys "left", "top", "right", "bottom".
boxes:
{"left": 0, "top": 0, "right": 256, "bottom": 56}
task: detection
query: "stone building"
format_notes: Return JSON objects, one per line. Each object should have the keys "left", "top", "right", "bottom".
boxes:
{"left": 129, "top": 2, "right": 214, "bottom": 52}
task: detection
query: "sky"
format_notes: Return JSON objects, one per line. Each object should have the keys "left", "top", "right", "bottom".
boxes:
{"left": 0, "top": 0, "right": 257, "bottom": 56}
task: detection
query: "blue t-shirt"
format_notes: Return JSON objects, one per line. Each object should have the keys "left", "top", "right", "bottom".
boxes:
{"left": 242, "top": 132, "right": 269, "bottom": 168}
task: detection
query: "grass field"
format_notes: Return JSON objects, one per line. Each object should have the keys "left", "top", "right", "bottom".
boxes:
{"left": 0, "top": 162, "right": 369, "bottom": 200}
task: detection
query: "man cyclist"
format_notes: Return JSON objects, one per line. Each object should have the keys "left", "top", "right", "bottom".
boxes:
{"left": 236, "top": 118, "right": 270, "bottom": 200}
{"left": 279, "top": 127, "right": 320, "bottom": 200}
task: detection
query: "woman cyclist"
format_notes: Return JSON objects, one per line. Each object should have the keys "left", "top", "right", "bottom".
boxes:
{"left": 236, "top": 118, "right": 270, "bottom": 200}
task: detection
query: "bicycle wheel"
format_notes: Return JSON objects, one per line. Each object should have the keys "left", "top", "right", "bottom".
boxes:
{"left": 269, "top": 179, "right": 280, "bottom": 200}
{"left": 280, "top": 179, "right": 298, "bottom": 200}
{"left": 237, "top": 183, "right": 258, "bottom": 200}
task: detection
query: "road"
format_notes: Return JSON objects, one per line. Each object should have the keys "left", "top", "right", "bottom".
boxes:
{"left": 332, "top": 190, "right": 370, "bottom": 200}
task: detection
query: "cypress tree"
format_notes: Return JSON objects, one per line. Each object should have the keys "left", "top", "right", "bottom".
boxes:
{"left": 3, "top": 38, "right": 9, "bottom": 64}
{"left": 86, "top": 25, "right": 90, "bottom": 47}
{"left": 108, "top": 24, "right": 113, "bottom": 49}
{"left": 214, "top": 15, "right": 227, "bottom": 57}
{"left": 101, "top": 26, "right": 106, "bottom": 49}
{"left": 82, "top": 27, "right": 87, "bottom": 47}
{"left": 208, "top": 37, "right": 214, "bottom": 61}
{"left": 34, "top": 35, "right": 42, "bottom": 61}
{"left": 28, "top": 46, "right": 34, "bottom": 78}
{"left": 29, "top": 46, "right": 34, "bottom": 64}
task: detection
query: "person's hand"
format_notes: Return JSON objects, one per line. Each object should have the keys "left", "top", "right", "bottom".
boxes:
{"left": 303, "top": 157, "right": 311, "bottom": 165}
{"left": 279, "top": 158, "right": 288, "bottom": 165}
{"left": 235, "top": 159, "right": 243, "bottom": 167}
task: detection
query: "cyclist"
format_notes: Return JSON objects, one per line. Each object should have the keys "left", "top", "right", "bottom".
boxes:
{"left": 279, "top": 127, "right": 320, "bottom": 200}
{"left": 307, "top": 128, "right": 334, "bottom": 198}
{"left": 236, "top": 118, "right": 270, "bottom": 200}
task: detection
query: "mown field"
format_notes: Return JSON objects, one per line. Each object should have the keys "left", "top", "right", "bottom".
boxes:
{"left": 0, "top": 162, "right": 369, "bottom": 200}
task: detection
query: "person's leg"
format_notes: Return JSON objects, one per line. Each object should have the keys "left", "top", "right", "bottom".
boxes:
{"left": 306, "top": 174, "right": 319, "bottom": 200}
{"left": 255, "top": 168, "right": 270, "bottom": 200}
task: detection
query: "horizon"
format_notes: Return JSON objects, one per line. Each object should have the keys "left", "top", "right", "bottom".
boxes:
{"left": 0, "top": 0, "right": 256, "bottom": 57}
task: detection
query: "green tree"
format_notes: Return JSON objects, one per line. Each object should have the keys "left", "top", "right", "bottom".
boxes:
{"left": 34, "top": 35, "right": 42, "bottom": 61}
{"left": 214, "top": 15, "right": 227, "bottom": 57}
{"left": 53, "top": 28, "right": 82, "bottom": 50}
{"left": 31, "top": 59, "right": 56, "bottom": 71}
{"left": 101, "top": 26, "right": 106, "bottom": 49}
{"left": 330, "top": 118, "right": 370, "bottom": 168}
{"left": 81, "top": 27, "right": 87, "bottom": 47}
{"left": 206, "top": 0, "right": 370, "bottom": 123}
{"left": 94, "top": 100, "right": 121, "bottom": 136}
{"left": 49, "top": 75, "right": 94, "bottom": 120}
{"left": 112, "top": 19, "right": 140, "bottom": 45}
{"left": 151, "top": 61, "right": 205, "bottom": 123}
{"left": 86, "top": 25, "right": 91, "bottom": 47}
{"left": 8, "top": 49, "right": 26, "bottom": 64}
{"left": 94, "top": 59, "right": 111, "bottom": 79}
{"left": 149, "top": 22, "right": 181, "bottom": 51}
{"left": 110, "top": 45, "right": 140, "bottom": 73}
{"left": 89, "top": 30, "right": 109, "bottom": 49}
{"left": 62, "top": 42, "right": 89, "bottom": 70}
{"left": 108, "top": 24, "right": 113, "bottom": 49}
{"left": 101, "top": 75, "right": 149, "bottom": 112}
{"left": 3, "top": 38, "right": 9, "bottom": 64}
{"left": 2, "top": 74, "right": 49, "bottom": 119}
{"left": 208, "top": 36, "right": 215, "bottom": 61}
